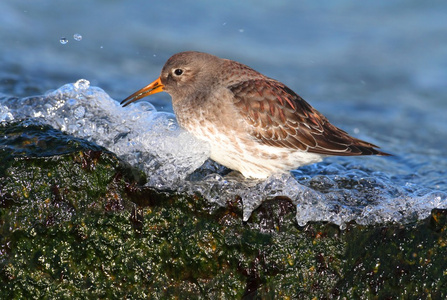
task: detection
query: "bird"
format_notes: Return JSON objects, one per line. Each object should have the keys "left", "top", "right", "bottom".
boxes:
{"left": 121, "top": 51, "right": 390, "bottom": 179}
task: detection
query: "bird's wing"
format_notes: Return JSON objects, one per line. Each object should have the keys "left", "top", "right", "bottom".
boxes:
{"left": 229, "top": 79, "right": 387, "bottom": 156}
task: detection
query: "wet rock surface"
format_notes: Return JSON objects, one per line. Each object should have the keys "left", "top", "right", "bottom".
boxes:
{"left": 3, "top": 81, "right": 445, "bottom": 229}
{"left": 1, "top": 121, "right": 446, "bottom": 299}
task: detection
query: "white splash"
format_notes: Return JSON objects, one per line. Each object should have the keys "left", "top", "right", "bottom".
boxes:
{"left": 1, "top": 79, "right": 446, "bottom": 227}
{"left": 1, "top": 79, "right": 210, "bottom": 187}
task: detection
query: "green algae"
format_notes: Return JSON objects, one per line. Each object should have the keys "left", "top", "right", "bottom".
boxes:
{"left": 0, "top": 121, "right": 446, "bottom": 299}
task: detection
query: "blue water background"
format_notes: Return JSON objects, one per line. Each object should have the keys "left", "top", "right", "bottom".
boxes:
{"left": 0, "top": 0, "right": 446, "bottom": 193}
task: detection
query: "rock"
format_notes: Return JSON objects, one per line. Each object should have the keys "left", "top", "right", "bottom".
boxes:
{"left": 0, "top": 121, "right": 446, "bottom": 298}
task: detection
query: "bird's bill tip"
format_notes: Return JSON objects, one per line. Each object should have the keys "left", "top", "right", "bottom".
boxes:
{"left": 120, "top": 77, "right": 164, "bottom": 107}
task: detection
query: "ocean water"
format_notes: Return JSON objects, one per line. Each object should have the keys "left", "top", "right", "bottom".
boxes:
{"left": 1, "top": 1, "right": 446, "bottom": 227}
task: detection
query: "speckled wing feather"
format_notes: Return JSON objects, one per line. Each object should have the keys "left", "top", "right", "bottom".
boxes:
{"left": 230, "top": 79, "right": 388, "bottom": 156}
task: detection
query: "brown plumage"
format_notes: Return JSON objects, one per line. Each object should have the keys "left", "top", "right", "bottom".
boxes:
{"left": 121, "top": 51, "right": 390, "bottom": 178}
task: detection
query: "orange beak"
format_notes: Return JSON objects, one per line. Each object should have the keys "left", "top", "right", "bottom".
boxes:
{"left": 120, "top": 77, "right": 164, "bottom": 107}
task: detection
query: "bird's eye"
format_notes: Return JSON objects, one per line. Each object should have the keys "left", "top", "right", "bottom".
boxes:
{"left": 174, "top": 69, "right": 183, "bottom": 76}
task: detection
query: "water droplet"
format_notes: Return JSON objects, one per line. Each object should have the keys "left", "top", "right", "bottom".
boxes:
{"left": 66, "top": 98, "right": 77, "bottom": 106}
{"left": 74, "top": 79, "right": 90, "bottom": 91}
{"left": 73, "top": 33, "right": 82, "bottom": 41}
{"left": 60, "top": 37, "right": 68, "bottom": 44}
{"left": 167, "top": 118, "right": 178, "bottom": 131}
{"left": 74, "top": 106, "right": 86, "bottom": 119}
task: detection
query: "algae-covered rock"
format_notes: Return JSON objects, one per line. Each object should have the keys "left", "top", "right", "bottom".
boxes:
{"left": 1, "top": 121, "right": 446, "bottom": 299}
